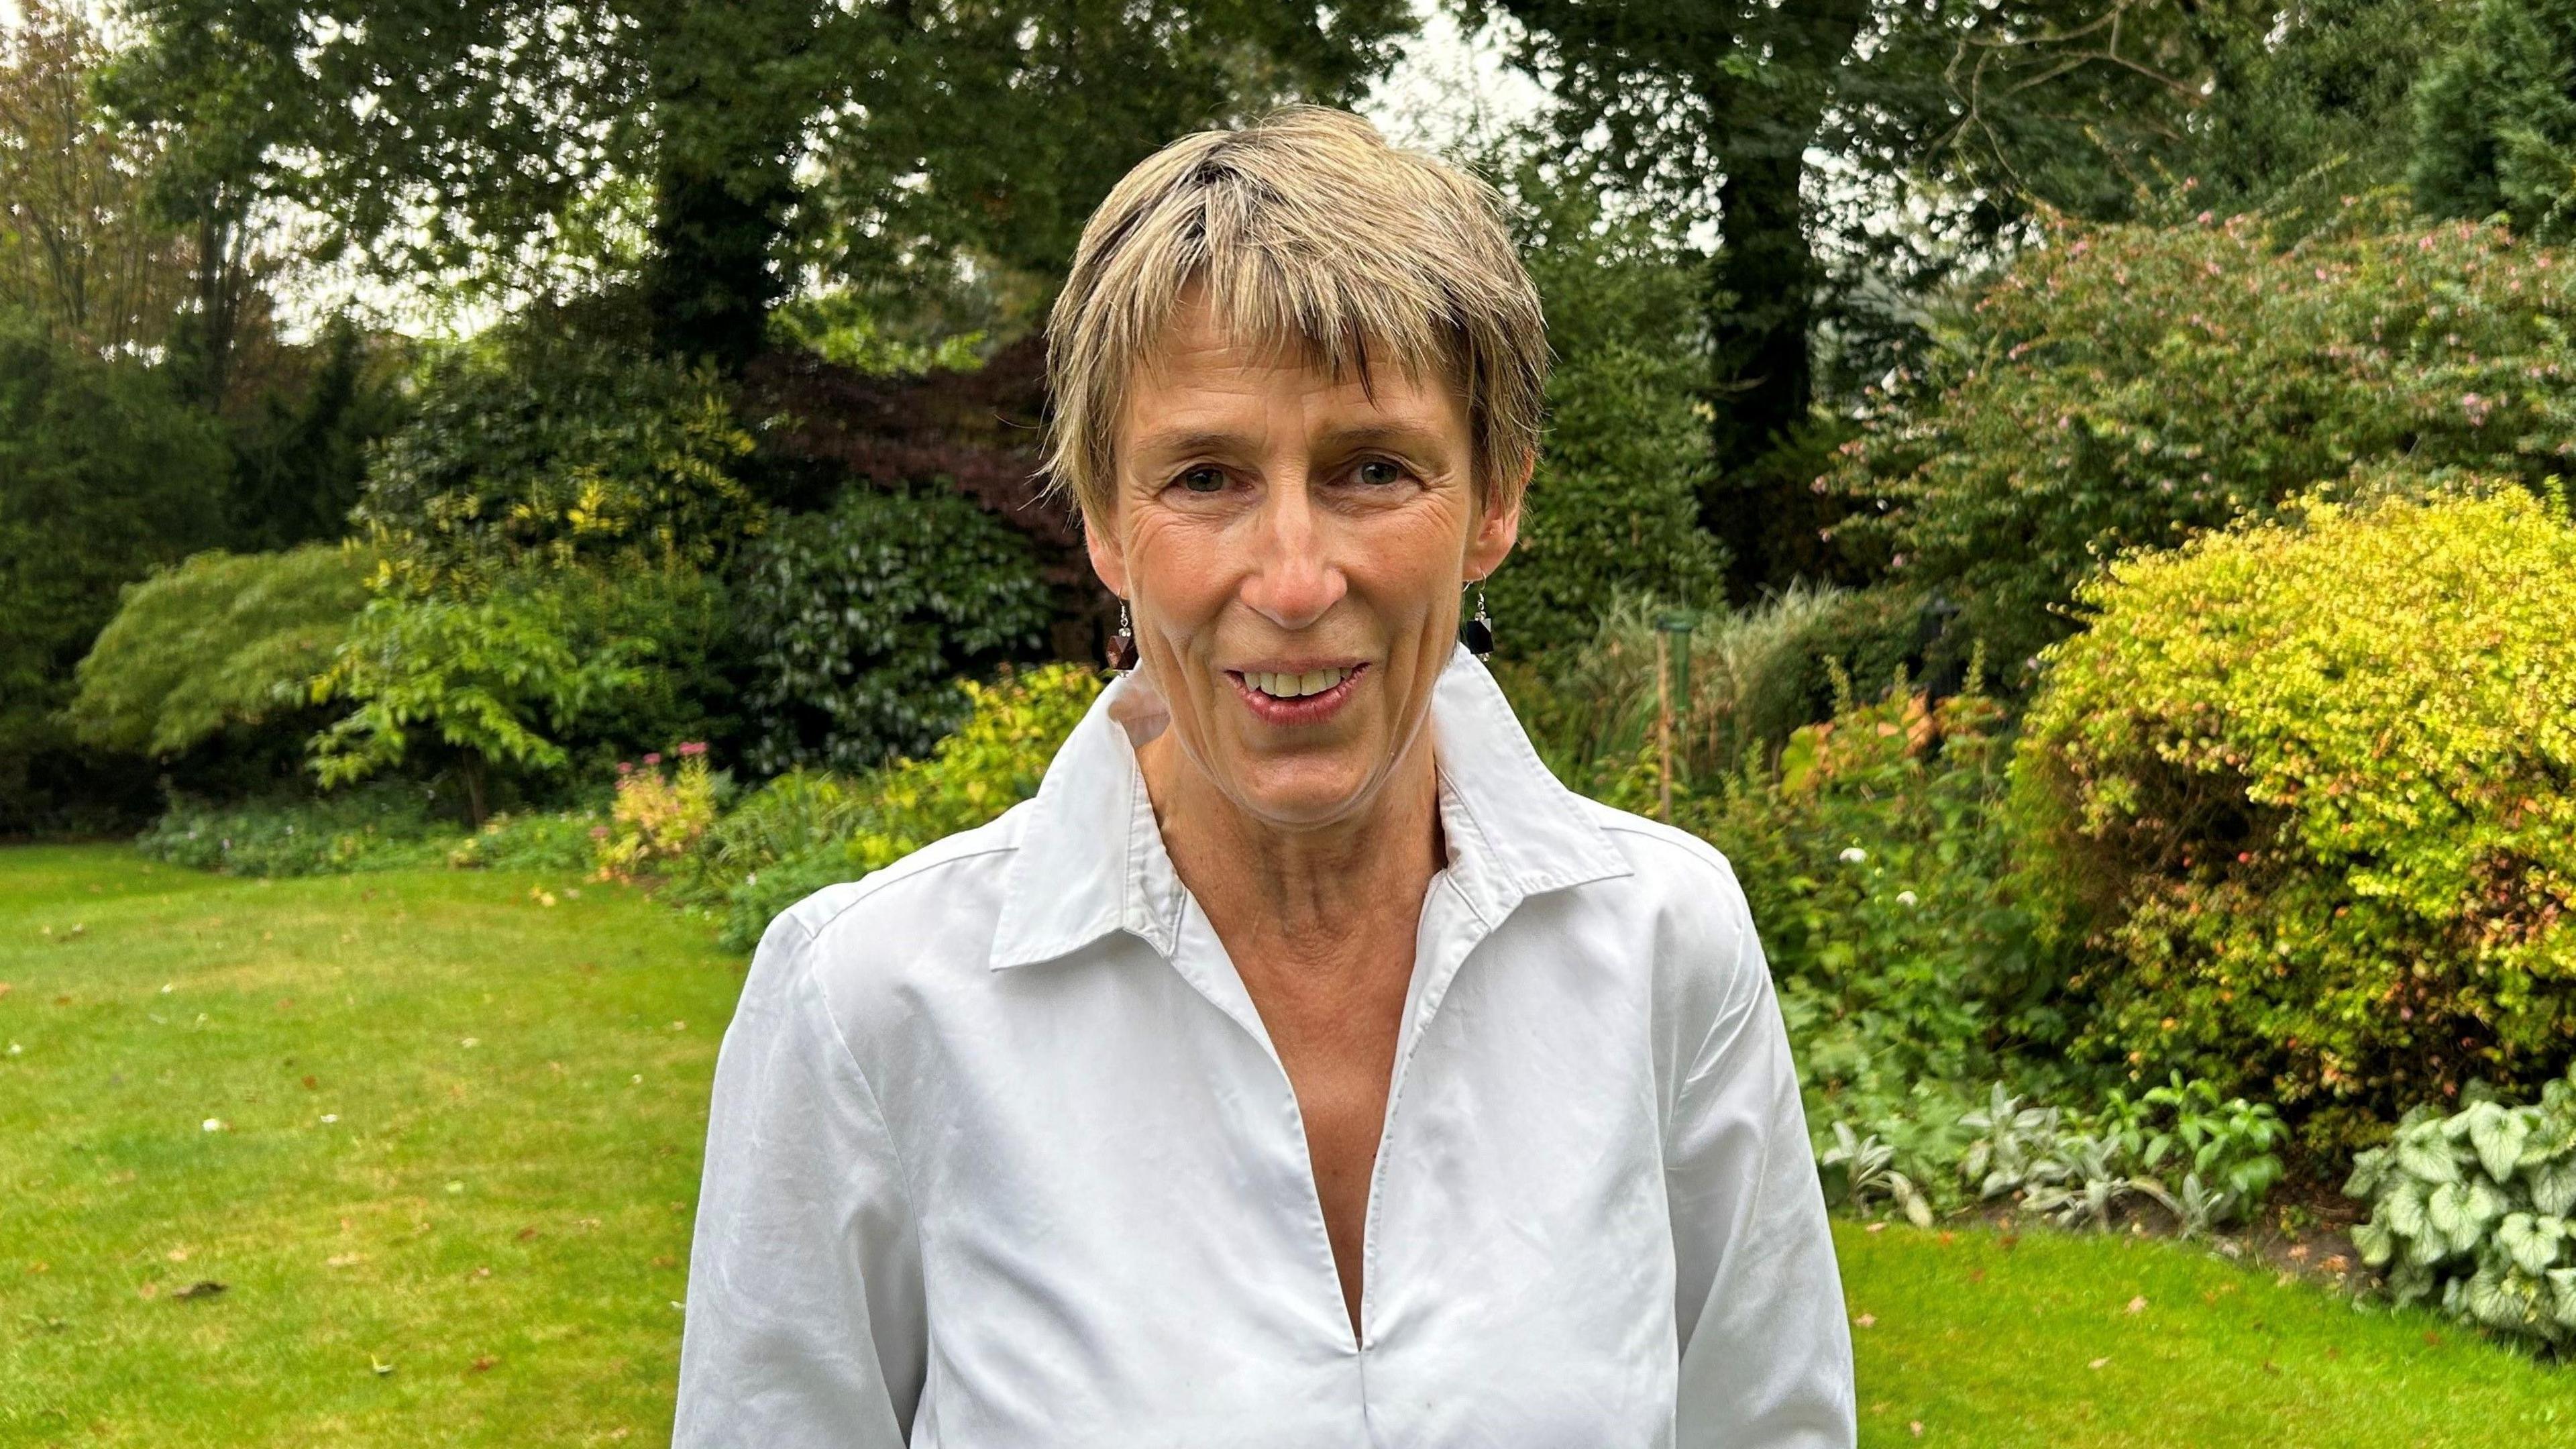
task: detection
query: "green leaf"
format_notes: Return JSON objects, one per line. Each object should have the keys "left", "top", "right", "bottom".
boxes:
{"left": 2396, "top": 1131, "right": 2462, "bottom": 1185}
{"left": 2469, "top": 1102, "right": 2532, "bottom": 1183}
{"left": 2428, "top": 1179, "right": 2467, "bottom": 1238}
{"left": 2532, "top": 1157, "right": 2576, "bottom": 1218}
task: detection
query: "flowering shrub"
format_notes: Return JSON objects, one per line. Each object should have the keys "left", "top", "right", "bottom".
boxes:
{"left": 2011, "top": 483, "right": 2576, "bottom": 1151}
{"left": 1831, "top": 199, "right": 2576, "bottom": 677}
{"left": 1688, "top": 659, "right": 2068, "bottom": 1138}
{"left": 594, "top": 741, "right": 721, "bottom": 881}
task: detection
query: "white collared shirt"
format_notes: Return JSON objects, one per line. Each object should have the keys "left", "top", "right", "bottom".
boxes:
{"left": 674, "top": 644, "right": 1856, "bottom": 1448}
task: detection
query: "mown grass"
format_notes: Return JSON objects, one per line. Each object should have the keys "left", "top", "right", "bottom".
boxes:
{"left": 1834, "top": 1218, "right": 2567, "bottom": 1446}
{"left": 0, "top": 843, "right": 2563, "bottom": 1446}
{"left": 0, "top": 844, "right": 741, "bottom": 1446}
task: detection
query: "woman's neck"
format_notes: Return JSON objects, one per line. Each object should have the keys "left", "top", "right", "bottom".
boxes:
{"left": 1134, "top": 727, "right": 1445, "bottom": 963}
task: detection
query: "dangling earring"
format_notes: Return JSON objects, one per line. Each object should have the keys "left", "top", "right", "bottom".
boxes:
{"left": 1460, "top": 580, "right": 1494, "bottom": 659}
{"left": 1108, "top": 598, "right": 1140, "bottom": 672}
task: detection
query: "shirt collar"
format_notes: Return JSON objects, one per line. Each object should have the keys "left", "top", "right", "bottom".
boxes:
{"left": 988, "top": 641, "right": 1632, "bottom": 970}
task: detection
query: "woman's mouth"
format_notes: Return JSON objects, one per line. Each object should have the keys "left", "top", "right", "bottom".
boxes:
{"left": 1226, "top": 662, "right": 1365, "bottom": 724}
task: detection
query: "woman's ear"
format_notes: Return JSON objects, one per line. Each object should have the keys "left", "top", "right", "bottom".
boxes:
{"left": 1465, "top": 457, "right": 1531, "bottom": 582}
{"left": 1082, "top": 504, "right": 1130, "bottom": 598}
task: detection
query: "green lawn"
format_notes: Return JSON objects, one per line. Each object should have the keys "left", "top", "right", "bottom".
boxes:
{"left": 0, "top": 843, "right": 2565, "bottom": 1446}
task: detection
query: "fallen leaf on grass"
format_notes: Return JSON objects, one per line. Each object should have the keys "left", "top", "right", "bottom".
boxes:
{"left": 2424, "top": 1331, "right": 2442, "bottom": 1346}
{"left": 2325, "top": 1346, "right": 2343, "bottom": 1360}
{"left": 1854, "top": 1313, "right": 1876, "bottom": 1328}
{"left": 165, "top": 1247, "right": 189, "bottom": 1263}
{"left": 326, "top": 1253, "right": 365, "bottom": 1269}
{"left": 371, "top": 1356, "right": 394, "bottom": 1377}
{"left": 301, "top": 1075, "right": 317, "bottom": 1090}
{"left": 1866, "top": 1221, "right": 1886, "bottom": 1234}
{"left": 136, "top": 1283, "right": 158, "bottom": 1300}
{"left": 1909, "top": 1421, "right": 1923, "bottom": 1438}
{"left": 516, "top": 1226, "right": 540, "bottom": 1242}
{"left": 2125, "top": 1295, "right": 2147, "bottom": 1314}
{"left": 1937, "top": 1231, "right": 1955, "bottom": 1246}
{"left": 172, "top": 1281, "right": 225, "bottom": 1301}
{"left": 2262, "top": 1360, "right": 2280, "bottom": 1375}
{"left": 1966, "top": 1267, "right": 1986, "bottom": 1284}
{"left": 2088, "top": 1356, "right": 2110, "bottom": 1370}
{"left": 470, "top": 1355, "right": 496, "bottom": 1373}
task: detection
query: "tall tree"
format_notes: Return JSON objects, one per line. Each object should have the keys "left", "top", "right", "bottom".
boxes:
{"left": 103, "top": 0, "right": 1415, "bottom": 374}
{"left": 1464, "top": 0, "right": 2251, "bottom": 595}
{"left": 2185, "top": 0, "right": 2462, "bottom": 234}
{"left": 2412, "top": 0, "right": 2576, "bottom": 238}
{"left": 0, "top": 2, "right": 197, "bottom": 358}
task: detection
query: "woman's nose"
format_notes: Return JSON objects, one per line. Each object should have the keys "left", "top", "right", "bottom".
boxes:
{"left": 1238, "top": 473, "right": 1346, "bottom": 631}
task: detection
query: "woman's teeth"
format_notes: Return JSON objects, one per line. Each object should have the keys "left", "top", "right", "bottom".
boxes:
{"left": 1246, "top": 667, "right": 1353, "bottom": 699}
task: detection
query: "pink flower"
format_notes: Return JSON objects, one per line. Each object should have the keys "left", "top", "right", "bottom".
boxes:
{"left": 643, "top": 752, "right": 663, "bottom": 767}
{"left": 616, "top": 761, "right": 633, "bottom": 775}
{"left": 677, "top": 741, "right": 707, "bottom": 757}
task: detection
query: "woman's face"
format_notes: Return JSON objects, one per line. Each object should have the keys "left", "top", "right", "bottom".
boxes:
{"left": 1085, "top": 295, "right": 1521, "bottom": 832}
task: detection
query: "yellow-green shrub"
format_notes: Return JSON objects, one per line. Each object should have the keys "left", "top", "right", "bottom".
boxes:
{"left": 682, "top": 661, "right": 1105, "bottom": 949}
{"left": 2011, "top": 482, "right": 2576, "bottom": 1150}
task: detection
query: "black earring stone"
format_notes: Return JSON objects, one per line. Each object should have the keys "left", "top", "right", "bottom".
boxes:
{"left": 1460, "top": 584, "right": 1494, "bottom": 659}
{"left": 1108, "top": 602, "right": 1139, "bottom": 672}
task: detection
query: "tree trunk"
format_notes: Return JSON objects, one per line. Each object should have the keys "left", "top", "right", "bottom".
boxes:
{"left": 644, "top": 150, "right": 797, "bottom": 374}
{"left": 1697, "top": 0, "right": 1872, "bottom": 601}
{"left": 1701, "top": 141, "right": 1818, "bottom": 596}
{"left": 458, "top": 751, "right": 488, "bottom": 830}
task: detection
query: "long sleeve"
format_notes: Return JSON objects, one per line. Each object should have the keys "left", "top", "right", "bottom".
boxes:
{"left": 1667, "top": 883, "right": 1858, "bottom": 1449}
{"left": 674, "top": 906, "right": 926, "bottom": 1448}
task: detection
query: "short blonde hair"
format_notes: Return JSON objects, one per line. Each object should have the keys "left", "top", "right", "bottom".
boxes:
{"left": 1040, "top": 105, "right": 1548, "bottom": 523}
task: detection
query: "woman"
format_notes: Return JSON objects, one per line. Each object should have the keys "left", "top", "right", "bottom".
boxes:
{"left": 675, "top": 105, "right": 1855, "bottom": 1447}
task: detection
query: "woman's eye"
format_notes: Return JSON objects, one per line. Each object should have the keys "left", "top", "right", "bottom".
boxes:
{"left": 1176, "top": 467, "right": 1226, "bottom": 494}
{"left": 1355, "top": 458, "right": 1406, "bottom": 487}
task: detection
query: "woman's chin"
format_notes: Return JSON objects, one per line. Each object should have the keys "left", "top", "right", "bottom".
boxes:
{"left": 1214, "top": 754, "right": 1393, "bottom": 830}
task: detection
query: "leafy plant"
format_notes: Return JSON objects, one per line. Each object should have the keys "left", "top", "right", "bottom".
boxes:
{"left": 1472, "top": 137, "right": 1726, "bottom": 651}
{"left": 1817, "top": 1121, "right": 1934, "bottom": 1228}
{"left": 2010, "top": 482, "right": 2576, "bottom": 1151}
{"left": 2345, "top": 1064, "right": 2576, "bottom": 1355}
{"left": 1832, "top": 199, "right": 2576, "bottom": 677}
{"left": 309, "top": 564, "right": 730, "bottom": 825}
{"left": 594, "top": 743, "right": 725, "bottom": 882}
{"left": 1693, "top": 661, "right": 2066, "bottom": 1138}
{"left": 70, "top": 543, "right": 372, "bottom": 757}
{"left": 733, "top": 483, "right": 1053, "bottom": 775}
{"left": 2093, "top": 1070, "right": 2288, "bottom": 1210}
{"left": 675, "top": 661, "right": 1104, "bottom": 949}
{"left": 351, "top": 329, "right": 762, "bottom": 590}
{"left": 135, "top": 779, "right": 461, "bottom": 877}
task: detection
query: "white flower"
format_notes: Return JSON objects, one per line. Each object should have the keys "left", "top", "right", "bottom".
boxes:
{"left": 1838, "top": 847, "right": 1868, "bottom": 865}
{"left": 319, "top": 1114, "right": 339, "bottom": 1124}
{"left": 201, "top": 1118, "right": 225, "bottom": 1132}
{"left": 1896, "top": 890, "right": 1919, "bottom": 908}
